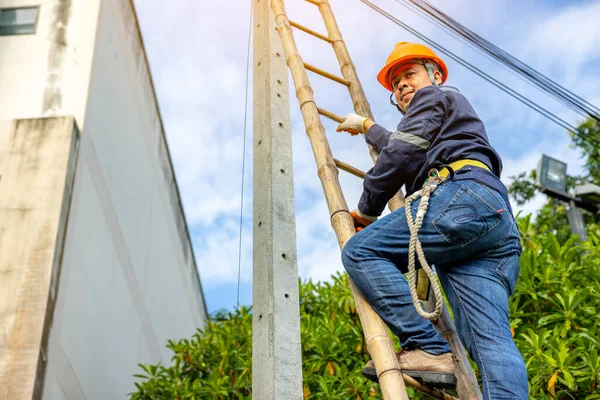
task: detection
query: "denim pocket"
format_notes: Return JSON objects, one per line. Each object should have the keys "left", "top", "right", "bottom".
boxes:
{"left": 432, "top": 184, "right": 503, "bottom": 247}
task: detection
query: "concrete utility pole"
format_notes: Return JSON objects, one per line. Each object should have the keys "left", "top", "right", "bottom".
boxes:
{"left": 252, "top": 1, "right": 303, "bottom": 399}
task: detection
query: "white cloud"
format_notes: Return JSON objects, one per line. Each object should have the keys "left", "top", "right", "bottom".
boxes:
{"left": 523, "top": 1, "right": 600, "bottom": 69}
{"left": 299, "top": 241, "right": 344, "bottom": 283}
{"left": 193, "top": 217, "right": 253, "bottom": 284}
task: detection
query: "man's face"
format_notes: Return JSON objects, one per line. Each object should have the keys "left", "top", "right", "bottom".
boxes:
{"left": 391, "top": 62, "right": 442, "bottom": 112}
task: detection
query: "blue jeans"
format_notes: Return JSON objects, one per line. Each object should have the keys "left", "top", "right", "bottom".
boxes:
{"left": 342, "top": 179, "right": 528, "bottom": 399}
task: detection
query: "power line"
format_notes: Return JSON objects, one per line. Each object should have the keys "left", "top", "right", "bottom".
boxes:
{"left": 233, "top": 0, "right": 253, "bottom": 397}
{"left": 359, "top": 0, "right": 600, "bottom": 148}
{"left": 398, "top": 0, "right": 600, "bottom": 122}
{"left": 237, "top": 0, "right": 252, "bottom": 317}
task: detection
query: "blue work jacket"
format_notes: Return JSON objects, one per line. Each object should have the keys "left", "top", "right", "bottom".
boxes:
{"left": 358, "top": 85, "right": 507, "bottom": 217}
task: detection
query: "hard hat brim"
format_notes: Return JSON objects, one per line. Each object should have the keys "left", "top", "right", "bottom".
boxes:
{"left": 377, "top": 55, "right": 448, "bottom": 92}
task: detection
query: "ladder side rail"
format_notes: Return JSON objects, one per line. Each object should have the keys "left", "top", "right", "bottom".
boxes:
{"left": 317, "top": 0, "right": 374, "bottom": 120}
{"left": 318, "top": 2, "right": 483, "bottom": 398}
{"left": 281, "top": 1, "right": 479, "bottom": 398}
{"left": 270, "top": 1, "right": 409, "bottom": 399}
{"left": 319, "top": 0, "right": 482, "bottom": 399}
{"left": 317, "top": 0, "right": 404, "bottom": 211}
{"left": 427, "top": 297, "right": 483, "bottom": 399}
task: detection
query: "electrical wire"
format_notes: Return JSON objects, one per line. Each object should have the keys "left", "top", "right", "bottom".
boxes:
{"left": 398, "top": 0, "right": 600, "bottom": 122}
{"left": 359, "top": 0, "right": 600, "bottom": 148}
{"left": 233, "top": 0, "right": 253, "bottom": 396}
{"left": 237, "top": 0, "right": 252, "bottom": 317}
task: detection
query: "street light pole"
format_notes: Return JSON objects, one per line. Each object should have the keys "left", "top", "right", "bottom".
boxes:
{"left": 537, "top": 154, "right": 598, "bottom": 240}
{"left": 566, "top": 201, "right": 588, "bottom": 241}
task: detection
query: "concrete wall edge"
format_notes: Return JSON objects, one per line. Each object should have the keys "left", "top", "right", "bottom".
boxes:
{"left": 127, "top": 0, "right": 208, "bottom": 316}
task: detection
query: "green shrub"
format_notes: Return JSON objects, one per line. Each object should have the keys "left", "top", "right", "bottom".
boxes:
{"left": 131, "top": 218, "right": 600, "bottom": 399}
{"left": 513, "top": 217, "right": 600, "bottom": 399}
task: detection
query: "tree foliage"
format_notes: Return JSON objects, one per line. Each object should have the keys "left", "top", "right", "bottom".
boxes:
{"left": 514, "top": 217, "right": 600, "bottom": 399}
{"left": 129, "top": 274, "right": 389, "bottom": 399}
{"left": 508, "top": 119, "right": 600, "bottom": 242}
{"left": 130, "top": 222, "right": 600, "bottom": 399}
{"left": 572, "top": 119, "right": 600, "bottom": 184}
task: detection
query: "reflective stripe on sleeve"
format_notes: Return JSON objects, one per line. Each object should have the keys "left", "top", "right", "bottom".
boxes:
{"left": 390, "top": 130, "right": 430, "bottom": 149}
{"left": 440, "top": 86, "right": 460, "bottom": 94}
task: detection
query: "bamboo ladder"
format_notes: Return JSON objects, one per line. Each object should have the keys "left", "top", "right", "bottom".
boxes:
{"left": 270, "top": 0, "right": 483, "bottom": 399}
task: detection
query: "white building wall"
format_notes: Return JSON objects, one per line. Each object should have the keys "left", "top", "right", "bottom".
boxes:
{"left": 0, "top": 0, "right": 207, "bottom": 398}
{"left": 0, "top": 0, "right": 100, "bottom": 123}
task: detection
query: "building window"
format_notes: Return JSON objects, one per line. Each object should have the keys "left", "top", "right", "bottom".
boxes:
{"left": 0, "top": 7, "right": 39, "bottom": 36}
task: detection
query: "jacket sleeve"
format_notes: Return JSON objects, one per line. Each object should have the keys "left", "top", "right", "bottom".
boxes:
{"left": 364, "top": 123, "right": 391, "bottom": 153}
{"left": 358, "top": 87, "right": 445, "bottom": 217}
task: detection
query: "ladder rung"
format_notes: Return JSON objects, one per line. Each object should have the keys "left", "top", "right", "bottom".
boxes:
{"left": 335, "top": 159, "right": 366, "bottom": 179}
{"left": 289, "top": 20, "right": 333, "bottom": 43}
{"left": 304, "top": 62, "right": 350, "bottom": 86}
{"left": 317, "top": 107, "right": 343, "bottom": 123}
{"left": 304, "top": 0, "right": 322, "bottom": 5}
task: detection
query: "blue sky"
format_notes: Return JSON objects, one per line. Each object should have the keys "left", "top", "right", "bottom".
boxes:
{"left": 134, "top": 0, "right": 600, "bottom": 314}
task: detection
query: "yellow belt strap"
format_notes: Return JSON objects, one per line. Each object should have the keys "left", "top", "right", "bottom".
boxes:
{"left": 439, "top": 159, "right": 490, "bottom": 179}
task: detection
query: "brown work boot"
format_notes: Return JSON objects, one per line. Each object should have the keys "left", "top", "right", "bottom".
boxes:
{"left": 361, "top": 349, "right": 456, "bottom": 389}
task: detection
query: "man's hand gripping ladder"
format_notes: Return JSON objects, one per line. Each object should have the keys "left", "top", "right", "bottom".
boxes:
{"left": 404, "top": 169, "right": 444, "bottom": 321}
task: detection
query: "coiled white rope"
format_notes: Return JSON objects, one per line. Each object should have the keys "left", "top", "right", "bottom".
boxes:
{"left": 404, "top": 177, "right": 444, "bottom": 321}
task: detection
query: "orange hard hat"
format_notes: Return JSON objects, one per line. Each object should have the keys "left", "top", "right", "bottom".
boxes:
{"left": 377, "top": 42, "right": 448, "bottom": 91}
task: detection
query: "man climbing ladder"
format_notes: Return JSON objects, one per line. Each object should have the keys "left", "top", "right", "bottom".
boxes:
{"left": 337, "top": 42, "right": 528, "bottom": 399}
